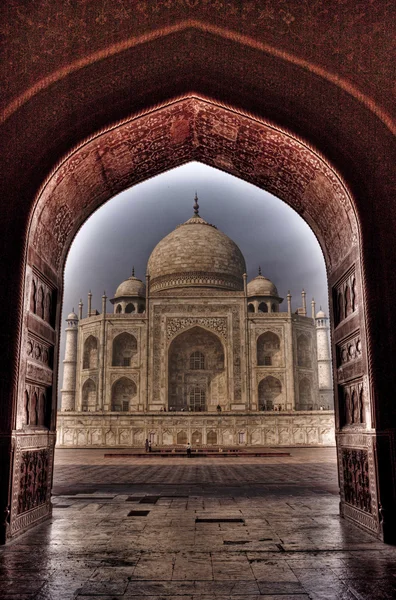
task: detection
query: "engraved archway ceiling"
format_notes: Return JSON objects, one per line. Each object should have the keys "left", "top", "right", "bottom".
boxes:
{"left": 1, "top": 1, "right": 394, "bottom": 121}
{"left": 30, "top": 96, "right": 357, "bottom": 276}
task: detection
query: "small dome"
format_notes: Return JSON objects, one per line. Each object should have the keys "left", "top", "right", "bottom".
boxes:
{"left": 247, "top": 273, "right": 279, "bottom": 298}
{"left": 316, "top": 309, "right": 326, "bottom": 318}
{"left": 113, "top": 275, "right": 146, "bottom": 299}
{"left": 67, "top": 310, "right": 78, "bottom": 321}
{"left": 147, "top": 197, "right": 246, "bottom": 292}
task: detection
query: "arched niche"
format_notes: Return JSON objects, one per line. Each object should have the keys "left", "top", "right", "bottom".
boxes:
{"left": 111, "top": 377, "right": 137, "bottom": 412}
{"left": 297, "top": 334, "right": 311, "bottom": 369}
{"left": 257, "top": 332, "right": 281, "bottom": 367}
{"left": 83, "top": 335, "right": 98, "bottom": 370}
{"left": 9, "top": 96, "right": 384, "bottom": 542}
{"left": 258, "top": 376, "right": 283, "bottom": 411}
{"left": 297, "top": 378, "right": 312, "bottom": 411}
{"left": 168, "top": 325, "right": 225, "bottom": 412}
{"left": 112, "top": 332, "right": 138, "bottom": 367}
{"left": 81, "top": 379, "right": 96, "bottom": 412}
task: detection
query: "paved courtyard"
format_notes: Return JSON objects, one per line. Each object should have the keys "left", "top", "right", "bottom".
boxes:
{"left": 2, "top": 448, "right": 396, "bottom": 599}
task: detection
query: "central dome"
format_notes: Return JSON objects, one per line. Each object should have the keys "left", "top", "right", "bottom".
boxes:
{"left": 147, "top": 197, "right": 246, "bottom": 293}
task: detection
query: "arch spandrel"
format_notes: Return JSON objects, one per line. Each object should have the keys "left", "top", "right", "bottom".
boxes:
{"left": 29, "top": 96, "right": 358, "bottom": 277}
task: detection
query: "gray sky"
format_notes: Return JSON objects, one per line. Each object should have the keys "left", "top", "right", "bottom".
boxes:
{"left": 59, "top": 162, "right": 328, "bottom": 396}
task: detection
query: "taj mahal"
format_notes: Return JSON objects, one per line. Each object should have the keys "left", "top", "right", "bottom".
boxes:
{"left": 57, "top": 196, "right": 334, "bottom": 448}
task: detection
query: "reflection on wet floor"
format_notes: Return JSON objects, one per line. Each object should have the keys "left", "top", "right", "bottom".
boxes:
{"left": 1, "top": 448, "right": 396, "bottom": 599}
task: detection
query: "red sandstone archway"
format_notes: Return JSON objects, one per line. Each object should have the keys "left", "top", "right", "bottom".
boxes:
{"left": 7, "top": 95, "right": 380, "bottom": 542}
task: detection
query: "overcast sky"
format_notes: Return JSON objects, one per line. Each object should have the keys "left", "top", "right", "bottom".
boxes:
{"left": 58, "top": 162, "right": 329, "bottom": 395}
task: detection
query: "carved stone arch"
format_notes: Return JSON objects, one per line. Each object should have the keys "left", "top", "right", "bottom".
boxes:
{"left": 83, "top": 335, "right": 99, "bottom": 369}
{"left": 111, "top": 376, "right": 137, "bottom": 412}
{"left": 112, "top": 332, "right": 138, "bottom": 367}
{"left": 8, "top": 86, "right": 388, "bottom": 540}
{"left": 248, "top": 303, "right": 255, "bottom": 313}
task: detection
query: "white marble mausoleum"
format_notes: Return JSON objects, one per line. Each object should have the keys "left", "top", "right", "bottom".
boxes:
{"left": 58, "top": 196, "right": 334, "bottom": 448}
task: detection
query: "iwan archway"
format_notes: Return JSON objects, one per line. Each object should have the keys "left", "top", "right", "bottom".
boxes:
{"left": 4, "top": 96, "right": 385, "bottom": 543}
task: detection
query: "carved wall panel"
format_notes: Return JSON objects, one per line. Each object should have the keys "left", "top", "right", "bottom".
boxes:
{"left": 17, "top": 449, "right": 49, "bottom": 514}
{"left": 26, "top": 335, "right": 53, "bottom": 369}
{"left": 339, "top": 379, "right": 366, "bottom": 427}
{"left": 337, "top": 331, "right": 362, "bottom": 367}
{"left": 341, "top": 448, "right": 371, "bottom": 514}
{"left": 333, "top": 267, "right": 357, "bottom": 327}
{"left": 9, "top": 433, "right": 55, "bottom": 538}
{"left": 29, "top": 270, "right": 56, "bottom": 328}
{"left": 23, "top": 384, "right": 51, "bottom": 429}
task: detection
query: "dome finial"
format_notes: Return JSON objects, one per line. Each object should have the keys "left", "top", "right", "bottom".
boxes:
{"left": 258, "top": 265, "right": 262, "bottom": 276}
{"left": 132, "top": 266, "right": 135, "bottom": 277}
{"left": 193, "top": 192, "right": 200, "bottom": 216}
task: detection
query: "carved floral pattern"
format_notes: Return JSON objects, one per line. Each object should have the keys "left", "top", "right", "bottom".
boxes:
{"left": 17, "top": 450, "right": 49, "bottom": 514}
{"left": 167, "top": 317, "right": 227, "bottom": 341}
{"left": 342, "top": 448, "right": 371, "bottom": 513}
{"left": 337, "top": 332, "right": 362, "bottom": 367}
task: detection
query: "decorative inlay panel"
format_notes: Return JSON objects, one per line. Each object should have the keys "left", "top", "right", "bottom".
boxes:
{"left": 342, "top": 448, "right": 371, "bottom": 513}
{"left": 150, "top": 271, "right": 243, "bottom": 293}
{"left": 167, "top": 317, "right": 228, "bottom": 341}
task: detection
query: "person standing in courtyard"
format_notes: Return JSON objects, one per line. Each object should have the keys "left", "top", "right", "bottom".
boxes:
{"left": 186, "top": 442, "right": 192, "bottom": 457}
{"left": 145, "top": 438, "right": 149, "bottom": 452}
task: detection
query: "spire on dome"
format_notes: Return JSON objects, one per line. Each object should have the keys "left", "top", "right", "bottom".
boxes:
{"left": 258, "top": 266, "right": 262, "bottom": 276}
{"left": 132, "top": 266, "right": 135, "bottom": 277}
{"left": 193, "top": 192, "right": 200, "bottom": 216}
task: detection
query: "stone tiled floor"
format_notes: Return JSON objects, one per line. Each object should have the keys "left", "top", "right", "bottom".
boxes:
{"left": 2, "top": 448, "right": 396, "bottom": 599}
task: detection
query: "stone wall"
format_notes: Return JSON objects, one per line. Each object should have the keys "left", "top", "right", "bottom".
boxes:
{"left": 56, "top": 411, "right": 335, "bottom": 448}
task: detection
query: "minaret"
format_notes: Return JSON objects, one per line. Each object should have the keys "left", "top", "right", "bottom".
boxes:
{"left": 315, "top": 308, "right": 333, "bottom": 409}
{"left": 301, "top": 289, "right": 307, "bottom": 316}
{"left": 60, "top": 309, "right": 79, "bottom": 411}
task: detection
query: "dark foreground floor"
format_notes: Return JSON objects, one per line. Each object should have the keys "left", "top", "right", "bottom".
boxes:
{"left": 1, "top": 448, "right": 396, "bottom": 600}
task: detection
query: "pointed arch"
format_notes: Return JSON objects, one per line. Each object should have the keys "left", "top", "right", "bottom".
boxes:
{"left": 112, "top": 332, "right": 138, "bottom": 367}
{"left": 258, "top": 376, "right": 282, "bottom": 410}
{"left": 297, "top": 334, "right": 311, "bottom": 368}
{"left": 82, "top": 379, "right": 96, "bottom": 411}
{"left": 111, "top": 377, "right": 137, "bottom": 411}
{"left": 83, "top": 335, "right": 98, "bottom": 369}
{"left": 168, "top": 326, "right": 224, "bottom": 412}
{"left": 257, "top": 331, "right": 281, "bottom": 367}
